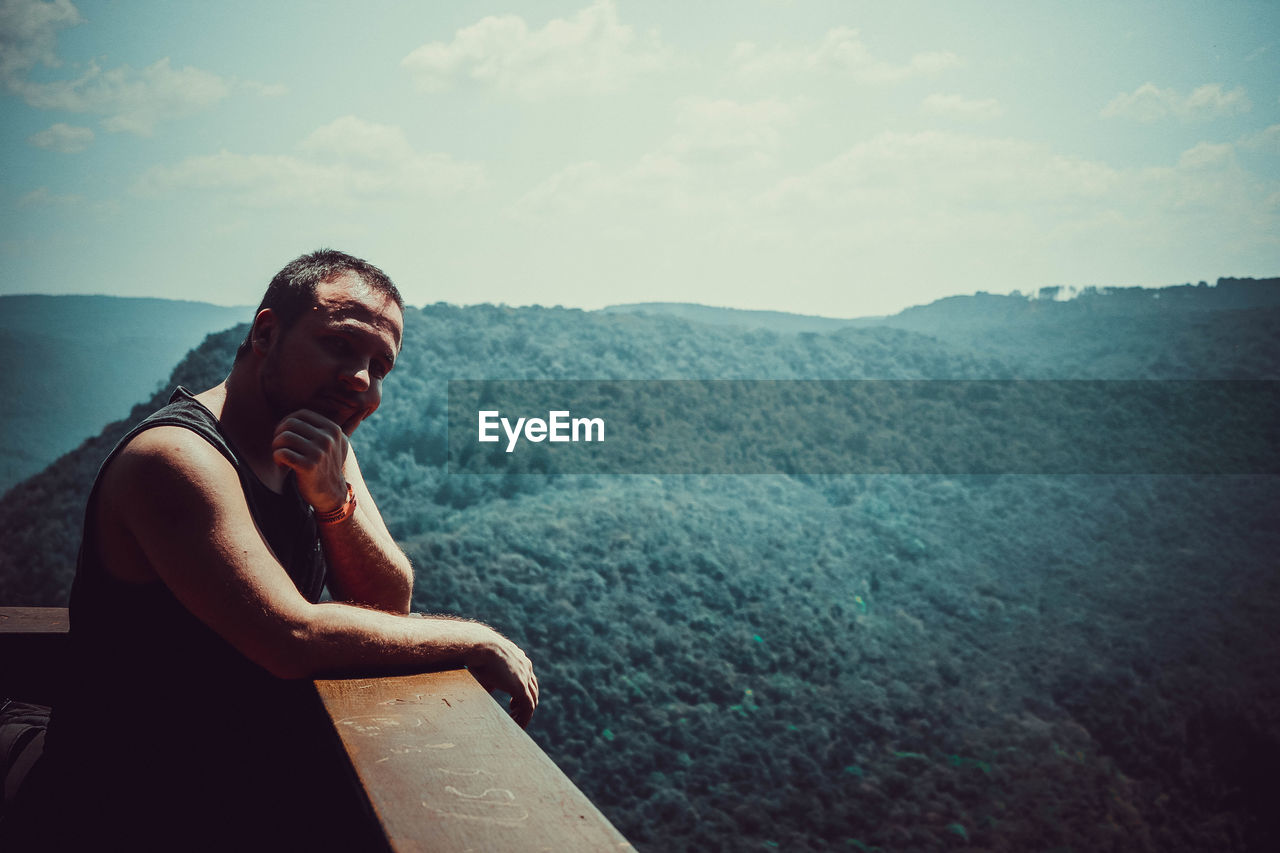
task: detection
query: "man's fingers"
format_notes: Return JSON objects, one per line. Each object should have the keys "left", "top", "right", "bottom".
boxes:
{"left": 470, "top": 647, "right": 538, "bottom": 728}
{"left": 272, "top": 447, "right": 307, "bottom": 469}
{"left": 510, "top": 693, "right": 535, "bottom": 729}
{"left": 472, "top": 669, "right": 499, "bottom": 694}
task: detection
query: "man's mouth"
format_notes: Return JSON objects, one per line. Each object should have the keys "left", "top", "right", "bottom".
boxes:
{"left": 317, "top": 396, "right": 361, "bottom": 426}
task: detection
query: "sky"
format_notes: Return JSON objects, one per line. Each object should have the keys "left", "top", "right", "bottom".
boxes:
{"left": 1, "top": 0, "right": 1278, "bottom": 318}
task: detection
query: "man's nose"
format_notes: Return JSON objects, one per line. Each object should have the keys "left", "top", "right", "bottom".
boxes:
{"left": 341, "top": 362, "right": 372, "bottom": 393}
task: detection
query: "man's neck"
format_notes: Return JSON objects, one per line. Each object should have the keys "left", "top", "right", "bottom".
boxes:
{"left": 198, "top": 369, "right": 288, "bottom": 492}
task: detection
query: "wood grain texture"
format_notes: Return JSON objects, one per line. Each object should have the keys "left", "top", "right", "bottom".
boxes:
{"left": 0, "top": 607, "right": 70, "bottom": 633}
{"left": 0, "top": 607, "right": 70, "bottom": 703}
{"left": 316, "top": 669, "right": 635, "bottom": 853}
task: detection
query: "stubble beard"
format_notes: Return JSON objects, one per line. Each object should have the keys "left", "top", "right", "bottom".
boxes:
{"left": 259, "top": 346, "right": 301, "bottom": 424}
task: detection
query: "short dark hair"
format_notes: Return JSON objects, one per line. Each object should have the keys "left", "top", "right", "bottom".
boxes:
{"left": 235, "top": 249, "right": 403, "bottom": 361}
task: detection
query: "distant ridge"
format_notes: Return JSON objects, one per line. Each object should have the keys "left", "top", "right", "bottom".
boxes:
{"left": 0, "top": 294, "right": 249, "bottom": 493}
{"left": 602, "top": 277, "right": 1280, "bottom": 334}
{"left": 599, "top": 302, "right": 874, "bottom": 332}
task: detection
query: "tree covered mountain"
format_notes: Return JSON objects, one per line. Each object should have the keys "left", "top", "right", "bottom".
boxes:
{"left": 1, "top": 281, "right": 1277, "bottom": 851}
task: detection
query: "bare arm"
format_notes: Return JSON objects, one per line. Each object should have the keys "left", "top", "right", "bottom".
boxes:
{"left": 103, "top": 427, "right": 538, "bottom": 726}
{"left": 272, "top": 409, "right": 414, "bottom": 613}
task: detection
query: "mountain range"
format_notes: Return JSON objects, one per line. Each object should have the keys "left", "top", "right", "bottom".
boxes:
{"left": 1, "top": 278, "right": 1277, "bottom": 851}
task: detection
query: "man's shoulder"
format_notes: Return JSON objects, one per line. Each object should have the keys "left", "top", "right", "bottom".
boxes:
{"left": 105, "top": 425, "right": 239, "bottom": 497}
{"left": 92, "top": 426, "right": 249, "bottom": 585}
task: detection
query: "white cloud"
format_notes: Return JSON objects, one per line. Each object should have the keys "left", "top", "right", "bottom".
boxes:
{"left": 15, "top": 184, "right": 119, "bottom": 216}
{"left": 401, "top": 0, "right": 667, "bottom": 98}
{"left": 921, "top": 93, "right": 1003, "bottom": 121}
{"left": 1101, "top": 82, "right": 1251, "bottom": 122}
{"left": 17, "top": 185, "right": 78, "bottom": 207}
{"left": 242, "top": 80, "right": 288, "bottom": 98}
{"left": 753, "top": 130, "right": 1279, "bottom": 276}
{"left": 1133, "top": 142, "right": 1258, "bottom": 220}
{"left": 0, "top": 0, "right": 82, "bottom": 90}
{"left": 27, "top": 120, "right": 92, "bottom": 152}
{"left": 134, "top": 116, "right": 486, "bottom": 207}
{"left": 732, "top": 27, "right": 959, "bottom": 84}
{"left": 664, "top": 97, "right": 795, "bottom": 166}
{"left": 511, "top": 97, "right": 795, "bottom": 220}
{"left": 299, "top": 115, "right": 418, "bottom": 163}
{"left": 2, "top": 1, "right": 282, "bottom": 134}
{"left": 17, "top": 56, "right": 231, "bottom": 135}
{"left": 765, "top": 131, "right": 1116, "bottom": 216}
{"left": 1239, "top": 123, "right": 1280, "bottom": 154}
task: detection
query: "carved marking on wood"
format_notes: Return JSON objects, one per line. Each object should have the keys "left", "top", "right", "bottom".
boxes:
{"left": 335, "top": 714, "right": 418, "bottom": 736}
{"left": 434, "top": 767, "right": 494, "bottom": 778}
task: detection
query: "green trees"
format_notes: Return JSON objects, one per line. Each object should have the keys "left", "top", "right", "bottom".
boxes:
{"left": 3, "top": 283, "right": 1278, "bottom": 851}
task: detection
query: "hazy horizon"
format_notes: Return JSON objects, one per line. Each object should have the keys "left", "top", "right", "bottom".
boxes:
{"left": 10, "top": 272, "right": 1274, "bottom": 323}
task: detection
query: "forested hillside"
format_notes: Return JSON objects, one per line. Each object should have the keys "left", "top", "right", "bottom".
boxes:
{"left": 1, "top": 283, "right": 1277, "bottom": 851}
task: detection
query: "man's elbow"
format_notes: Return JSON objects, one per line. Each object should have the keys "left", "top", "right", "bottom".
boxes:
{"left": 389, "top": 555, "right": 414, "bottom": 614}
{"left": 250, "top": 610, "right": 328, "bottom": 680}
{"left": 354, "top": 558, "right": 414, "bottom": 614}
{"left": 257, "top": 631, "right": 318, "bottom": 680}
{"left": 388, "top": 571, "right": 413, "bottom": 615}
{"left": 263, "top": 656, "right": 313, "bottom": 681}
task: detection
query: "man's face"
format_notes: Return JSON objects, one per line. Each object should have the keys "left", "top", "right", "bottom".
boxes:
{"left": 259, "top": 272, "right": 404, "bottom": 435}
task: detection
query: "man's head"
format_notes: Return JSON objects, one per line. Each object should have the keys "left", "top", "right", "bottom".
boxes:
{"left": 239, "top": 250, "right": 405, "bottom": 435}
{"left": 236, "top": 250, "right": 403, "bottom": 362}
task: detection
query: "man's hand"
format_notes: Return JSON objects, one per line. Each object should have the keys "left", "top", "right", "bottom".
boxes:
{"left": 465, "top": 631, "right": 540, "bottom": 728}
{"left": 272, "top": 410, "right": 350, "bottom": 513}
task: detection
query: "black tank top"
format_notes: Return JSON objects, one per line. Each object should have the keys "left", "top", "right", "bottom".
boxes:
{"left": 30, "top": 387, "right": 353, "bottom": 850}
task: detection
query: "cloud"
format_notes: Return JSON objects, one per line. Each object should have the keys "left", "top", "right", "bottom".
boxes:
{"left": 0, "top": 0, "right": 82, "bottom": 90}
{"left": 1132, "top": 142, "right": 1261, "bottom": 221}
{"left": 1239, "top": 123, "right": 1280, "bottom": 154}
{"left": 921, "top": 93, "right": 1003, "bottom": 121}
{"left": 242, "top": 80, "right": 288, "bottom": 98}
{"left": 299, "top": 115, "right": 418, "bottom": 163}
{"left": 1101, "top": 83, "right": 1251, "bottom": 122}
{"left": 15, "top": 184, "right": 119, "bottom": 216}
{"left": 16, "top": 56, "right": 231, "bottom": 135}
{"left": 511, "top": 97, "right": 794, "bottom": 220}
{"left": 2, "top": 1, "right": 281, "bottom": 134}
{"left": 731, "top": 27, "right": 959, "bottom": 84}
{"left": 765, "top": 131, "right": 1115, "bottom": 214}
{"left": 755, "top": 129, "right": 1279, "bottom": 274}
{"left": 401, "top": 0, "right": 667, "bottom": 98}
{"left": 17, "top": 185, "right": 80, "bottom": 207}
{"left": 664, "top": 97, "right": 795, "bottom": 167}
{"left": 27, "top": 121, "right": 92, "bottom": 152}
{"left": 134, "top": 116, "right": 486, "bottom": 207}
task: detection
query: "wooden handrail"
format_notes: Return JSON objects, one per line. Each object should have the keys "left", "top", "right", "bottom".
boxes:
{"left": 317, "top": 672, "right": 633, "bottom": 852}
{"left": 0, "top": 608, "right": 69, "bottom": 634}
{"left": 0, "top": 606, "right": 70, "bottom": 705}
{"left": 1, "top": 607, "right": 633, "bottom": 852}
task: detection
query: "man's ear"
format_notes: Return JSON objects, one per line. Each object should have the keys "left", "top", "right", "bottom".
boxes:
{"left": 250, "top": 308, "right": 278, "bottom": 357}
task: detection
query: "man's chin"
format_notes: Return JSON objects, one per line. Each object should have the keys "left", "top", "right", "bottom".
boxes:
{"left": 319, "top": 405, "right": 363, "bottom": 435}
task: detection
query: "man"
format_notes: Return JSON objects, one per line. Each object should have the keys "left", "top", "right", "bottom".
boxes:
{"left": 7, "top": 250, "right": 537, "bottom": 849}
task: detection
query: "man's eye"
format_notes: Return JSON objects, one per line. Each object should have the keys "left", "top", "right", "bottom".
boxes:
{"left": 325, "top": 337, "right": 352, "bottom": 355}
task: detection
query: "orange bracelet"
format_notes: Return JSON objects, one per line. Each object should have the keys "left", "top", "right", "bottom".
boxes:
{"left": 315, "top": 482, "right": 356, "bottom": 525}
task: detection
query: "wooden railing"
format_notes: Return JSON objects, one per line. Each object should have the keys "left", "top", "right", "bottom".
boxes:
{"left": 0, "top": 607, "right": 633, "bottom": 852}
